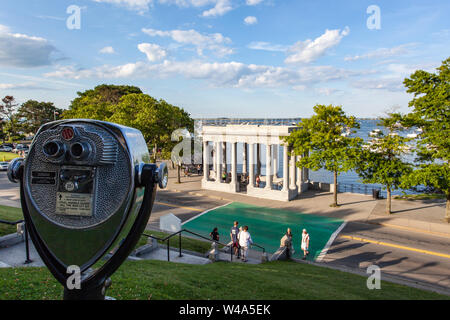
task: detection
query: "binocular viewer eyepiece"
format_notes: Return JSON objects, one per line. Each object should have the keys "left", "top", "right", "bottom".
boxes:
{"left": 8, "top": 119, "right": 168, "bottom": 300}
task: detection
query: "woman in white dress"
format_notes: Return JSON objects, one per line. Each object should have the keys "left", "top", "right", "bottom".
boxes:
{"left": 301, "top": 229, "right": 310, "bottom": 260}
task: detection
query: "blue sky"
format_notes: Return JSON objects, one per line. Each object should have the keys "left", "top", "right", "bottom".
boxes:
{"left": 0, "top": 0, "right": 449, "bottom": 118}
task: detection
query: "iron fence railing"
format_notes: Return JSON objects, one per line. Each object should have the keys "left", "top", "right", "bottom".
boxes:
{"left": 337, "top": 183, "right": 384, "bottom": 198}
{"left": 142, "top": 228, "right": 266, "bottom": 262}
{"left": 0, "top": 219, "right": 32, "bottom": 264}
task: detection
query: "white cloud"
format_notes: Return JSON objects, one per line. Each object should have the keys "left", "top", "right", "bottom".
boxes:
{"left": 246, "top": 0, "right": 263, "bottom": 5}
{"left": 0, "top": 82, "right": 51, "bottom": 90}
{"left": 247, "top": 41, "right": 287, "bottom": 52}
{"left": 45, "top": 59, "right": 364, "bottom": 90}
{"left": 201, "top": 0, "right": 232, "bottom": 17}
{"left": 0, "top": 25, "right": 11, "bottom": 33}
{"left": 142, "top": 27, "right": 233, "bottom": 56}
{"left": 138, "top": 43, "right": 167, "bottom": 61}
{"left": 285, "top": 27, "right": 350, "bottom": 64}
{"left": 0, "top": 24, "right": 59, "bottom": 67}
{"left": 345, "top": 44, "right": 415, "bottom": 61}
{"left": 316, "top": 87, "right": 342, "bottom": 96}
{"left": 351, "top": 78, "right": 405, "bottom": 92}
{"left": 158, "top": 0, "right": 215, "bottom": 7}
{"left": 244, "top": 16, "right": 258, "bottom": 25}
{"left": 94, "top": 0, "right": 234, "bottom": 17}
{"left": 93, "top": 0, "right": 153, "bottom": 12}
{"left": 99, "top": 46, "right": 116, "bottom": 54}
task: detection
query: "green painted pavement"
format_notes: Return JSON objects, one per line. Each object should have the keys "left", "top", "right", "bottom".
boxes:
{"left": 183, "top": 202, "right": 344, "bottom": 260}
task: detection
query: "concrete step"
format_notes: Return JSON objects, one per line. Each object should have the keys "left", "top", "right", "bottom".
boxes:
{"left": 138, "top": 247, "right": 211, "bottom": 265}
{"left": 217, "top": 252, "right": 261, "bottom": 264}
{"left": 0, "top": 240, "right": 44, "bottom": 267}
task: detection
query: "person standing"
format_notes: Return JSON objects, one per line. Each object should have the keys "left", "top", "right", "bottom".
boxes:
{"left": 301, "top": 229, "right": 310, "bottom": 260}
{"left": 230, "top": 221, "right": 240, "bottom": 258}
{"left": 280, "top": 228, "right": 294, "bottom": 258}
{"left": 210, "top": 227, "right": 219, "bottom": 242}
{"left": 239, "top": 226, "right": 253, "bottom": 262}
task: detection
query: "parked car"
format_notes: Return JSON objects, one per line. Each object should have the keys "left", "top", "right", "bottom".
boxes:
{"left": 0, "top": 146, "right": 13, "bottom": 152}
{"left": 0, "top": 161, "right": 9, "bottom": 171}
{"left": 13, "top": 145, "right": 29, "bottom": 153}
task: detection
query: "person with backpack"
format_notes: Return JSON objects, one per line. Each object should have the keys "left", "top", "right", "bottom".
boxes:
{"left": 301, "top": 229, "right": 310, "bottom": 260}
{"left": 239, "top": 226, "right": 253, "bottom": 262}
{"left": 230, "top": 221, "right": 240, "bottom": 258}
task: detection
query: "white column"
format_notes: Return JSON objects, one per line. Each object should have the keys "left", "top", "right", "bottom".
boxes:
{"left": 203, "top": 141, "right": 209, "bottom": 181}
{"left": 303, "top": 151, "right": 309, "bottom": 182}
{"left": 273, "top": 145, "right": 278, "bottom": 178}
{"left": 289, "top": 150, "right": 297, "bottom": 190}
{"left": 282, "top": 145, "right": 289, "bottom": 192}
{"left": 256, "top": 144, "right": 261, "bottom": 176}
{"left": 296, "top": 155, "right": 303, "bottom": 190}
{"left": 216, "top": 141, "right": 222, "bottom": 183}
{"left": 231, "top": 142, "right": 237, "bottom": 186}
{"left": 242, "top": 143, "right": 248, "bottom": 175}
{"left": 265, "top": 144, "right": 272, "bottom": 190}
{"left": 222, "top": 142, "right": 227, "bottom": 173}
{"left": 249, "top": 143, "right": 255, "bottom": 188}
{"left": 212, "top": 143, "right": 217, "bottom": 179}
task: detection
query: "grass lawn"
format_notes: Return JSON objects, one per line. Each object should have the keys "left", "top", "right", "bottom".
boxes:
{"left": 0, "top": 205, "right": 23, "bottom": 236}
{"left": 394, "top": 193, "right": 446, "bottom": 201}
{"left": 0, "top": 260, "right": 447, "bottom": 300}
{"left": 0, "top": 151, "right": 17, "bottom": 162}
{"left": 0, "top": 205, "right": 447, "bottom": 300}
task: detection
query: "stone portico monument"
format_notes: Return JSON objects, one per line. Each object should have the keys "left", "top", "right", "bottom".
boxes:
{"left": 201, "top": 124, "right": 309, "bottom": 201}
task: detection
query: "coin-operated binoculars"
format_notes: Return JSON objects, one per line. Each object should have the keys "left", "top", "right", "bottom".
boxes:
{"left": 8, "top": 120, "right": 168, "bottom": 300}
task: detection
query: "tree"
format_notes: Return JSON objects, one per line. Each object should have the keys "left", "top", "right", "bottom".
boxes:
{"left": 402, "top": 57, "right": 450, "bottom": 222}
{"left": 63, "top": 84, "right": 142, "bottom": 120}
{"left": 17, "top": 100, "right": 63, "bottom": 134}
{"left": 109, "top": 94, "right": 194, "bottom": 162}
{"left": 355, "top": 114, "right": 413, "bottom": 214}
{"left": 284, "top": 104, "right": 362, "bottom": 207}
{"left": 63, "top": 85, "right": 194, "bottom": 163}
{"left": 0, "top": 96, "right": 19, "bottom": 140}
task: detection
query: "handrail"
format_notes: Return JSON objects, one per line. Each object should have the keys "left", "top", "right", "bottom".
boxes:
{"left": 0, "top": 219, "right": 32, "bottom": 264}
{"left": 0, "top": 219, "right": 24, "bottom": 226}
{"left": 142, "top": 228, "right": 266, "bottom": 262}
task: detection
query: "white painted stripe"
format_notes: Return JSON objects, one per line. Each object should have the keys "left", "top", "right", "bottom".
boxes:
{"left": 181, "top": 202, "right": 233, "bottom": 226}
{"left": 315, "top": 221, "right": 347, "bottom": 262}
{"left": 0, "top": 261, "right": 11, "bottom": 268}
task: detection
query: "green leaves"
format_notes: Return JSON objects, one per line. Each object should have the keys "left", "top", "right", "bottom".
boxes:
{"left": 17, "top": 100, "right": 63, "bottom": 134}
{"left": 402, "top": 57, "right": 450, "bottom": 202}
{"left": 63, "top": 84, "right": 194, "bottom": 161}
{"left": 285, "top": 104, "right": 361, "bottom": 173}
{"left": 284, "top": 104, "right": 362, "bottom": 206}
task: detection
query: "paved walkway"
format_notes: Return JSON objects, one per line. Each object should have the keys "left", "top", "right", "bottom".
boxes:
{"left": 2, "top": 168, "right": 448, "bottom": 236}
{"left": 164, "top": 166, "right": 450, "bottom": 236}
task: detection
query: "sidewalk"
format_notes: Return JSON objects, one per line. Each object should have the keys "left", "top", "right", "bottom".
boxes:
{"left": 165, "top": 166, "right": 450, "bottom": 237}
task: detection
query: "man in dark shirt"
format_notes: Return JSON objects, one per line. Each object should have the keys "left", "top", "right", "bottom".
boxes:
{"left": 230, "top": 221, "right": 240, "bottom": 258}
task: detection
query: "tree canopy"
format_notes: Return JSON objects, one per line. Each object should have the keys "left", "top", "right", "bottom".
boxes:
{"left": 284, "top": 104, "right": 362, "bottom": 206}
{"left": 63, "top": 84, "right": 193, "bottom": 162}
{"left": 402, "top": 57, "right": 450, "bottom": 221}
{"left": 63, "top": 84, "right": 143, "bottom": 120}
{"left": 355, "top": 113, "right": 413, "bottom": 214}
{"left": 17, "top": 100, "right": 63, "bottom": 134}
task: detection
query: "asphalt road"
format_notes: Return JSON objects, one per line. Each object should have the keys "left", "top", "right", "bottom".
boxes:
{"left": 322, "top": 221, "right": 450, "bottom": 292}
{"left": 1, "top": 171, "right": 449, "bottom": 294}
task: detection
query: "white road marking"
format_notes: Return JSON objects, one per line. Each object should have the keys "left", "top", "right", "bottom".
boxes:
{"left": 315, "top": 221, "right": 347, "bottom": 262}
{"left": 181, "top": 202, "right": 233, "bottom": 226}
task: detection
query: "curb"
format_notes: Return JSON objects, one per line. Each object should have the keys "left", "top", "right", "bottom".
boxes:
{"left": 291, "top": 258, "right": 450, "bottom": 297}
{"left": 167, "top": 186, "right": 450, "bottom": 239}
{"left": 367, "top": 221, "right": 450, "bottom": 239}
